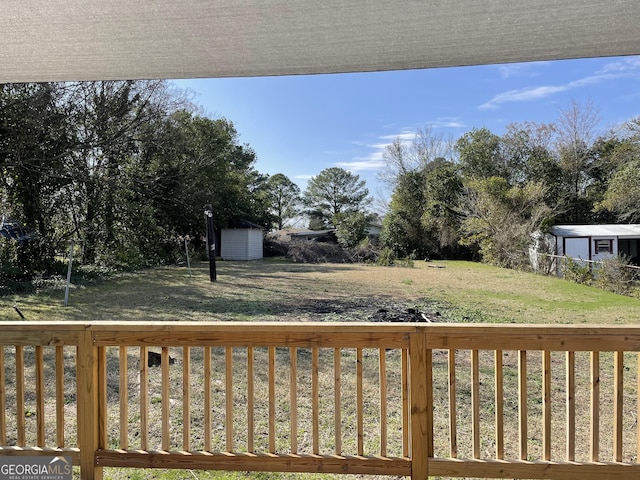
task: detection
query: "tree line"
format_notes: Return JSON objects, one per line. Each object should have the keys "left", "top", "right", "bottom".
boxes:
{"left": 0, "top": 81, "right": 289, "bottom": 283}
{"left": 380, "top": 100, "right": 640, "bottom": 268}
{"left": 2, "top": 83, "right": 639, "bottom": 285}
{"left": 0, "top": 80, "right": 380, "bottom": 285}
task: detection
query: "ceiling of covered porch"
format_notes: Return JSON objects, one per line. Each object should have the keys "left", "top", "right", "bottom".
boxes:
{"left": 2, "top": 1, "right": 639, "bottom": 83}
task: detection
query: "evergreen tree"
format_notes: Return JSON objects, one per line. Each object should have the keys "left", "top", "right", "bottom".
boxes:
{"left": 303, "top": 167, "right": 371, "bottom": 227}
{"left": 266, "top": 173, "right": 301, "bottom": 230}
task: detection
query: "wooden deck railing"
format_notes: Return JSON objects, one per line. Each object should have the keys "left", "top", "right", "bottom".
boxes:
{"left": 1, "top": 322, "right": 640, "bottom": 479}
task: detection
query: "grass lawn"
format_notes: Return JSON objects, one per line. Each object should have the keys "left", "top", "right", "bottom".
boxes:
{"left": 2, "top": 259, "right": 639, "bottom": 324}
{"left": 1, "top": 259, "right": 639, "bottom": 480}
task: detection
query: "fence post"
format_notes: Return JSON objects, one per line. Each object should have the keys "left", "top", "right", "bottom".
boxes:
{"left": 77, "top": 329, "right": 103, "bottom": 480}
{"left": 410, "top": 329, "right": 431, "bottom": 480}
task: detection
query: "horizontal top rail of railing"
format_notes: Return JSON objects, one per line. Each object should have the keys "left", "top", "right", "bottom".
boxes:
{"left": 3, "top": 320, "right": 640, "bottom": 347}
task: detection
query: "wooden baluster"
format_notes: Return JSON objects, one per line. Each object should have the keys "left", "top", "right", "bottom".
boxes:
{"left": 98, "top": 347, "right": 107, "bottom": 450}
{"left": 402, "top": 348, "right": 409, "bottom": 458}
{"left": 590, "top": 351, "right": 599, "bottom": 462}
{"left": 357, "top": 347, "right": 364, "bottom": 456}
{"left": 247, "top": 347, "right": 254, "bottom": 453}
{"left": 334, "top": 347, "right": 341, "bottom": 456}
{"left": 204, "top": 346, "right": 211, "bottom": 451}
{"left": 182, "top": 346, "right": 190, "bottom": 451}
{"left": 268, "top": 346, "right": 276, "bottom": 453}
{"left": 614, "top": 351, "right": 624, "bottom": 462}
{"left": 56, "top": 346, "right": 65, "bottom": 448}
{"left": 16, "top": 345, "right": 25, "bottom": 447}
{"left": 543, "top": 350, "right": 551, "bottom": 461}
{"left": 139, "top": 346, "right": 148, "bottom": 451}
{"left": 471, "top": 350, "right": 480, "bottom": 459}
{"left": 161, "top": 346, "right": 170, "bottom": 451}
{"left": 35, "top": 345, "right": 45, "bottom": 447}
{"left": 288, "top": 347, "right": 295, "bottom": 454}
{"left": 518, "top": 350, "right": 527, "bottom": 460}
{"left": 227, "top": 346, "right": 234, "bottom": 452}
{"left": 448, "top": 349, "right": 457, "bottom": 458}
{"left": 312, "top": 347, "right": 319, "bottom": 455}
{"left": 119, "top": 346, "right": 128, "bottom": 450}
{"left": 495, "top": 350, "right": 504, "bottom": 460}
{"left": 380, "top": 348, "right": 387, "bottom": 457}
{"left": 426, "top": 346, "right": 434, "bottom": 459}
{"left": 566, "top": 351, "right": 575, "bottom": 461}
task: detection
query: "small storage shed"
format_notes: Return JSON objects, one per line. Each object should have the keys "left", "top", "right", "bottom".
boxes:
{"left": 220, "top": 220, "right": 264, "bottom": 261}
{"left": 551, "top": 224, "right": 640, "bottom": 262}
{"left": 533, "top": 224, "right": 640, "bottom": 274}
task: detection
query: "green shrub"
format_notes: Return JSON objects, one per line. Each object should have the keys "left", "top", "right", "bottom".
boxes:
{"left": 561, "top": 256, "right": 592, "bottom": 285}
{"left": 349, "top": 238, "right": 379, "bottom": 263}
{"left": 0, "top": 241, "right": 20, "bottom": 280}
{"left": 375, "top": 247, "right": 416, "bottom": 268}
{"left": 376, "top": 247, "right": 396, "bottom": 266}
{"left": 397, "top": 253, "right": 416, "bottom": 268}
{"left": 333, "top": 211, "right": 367, "bottom": 248}
{"left": 595, "top": 255, "right": 638, "bottom": 296}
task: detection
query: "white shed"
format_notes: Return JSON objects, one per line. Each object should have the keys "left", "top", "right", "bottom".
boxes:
{"left": 551, "top": 225, "right": 640, "bottom": 260}
{"left": 221, "top": 226, "right": 264, "bottom": 261}
{"left": 533, "top": 224, "right": 640, "bottom": 274}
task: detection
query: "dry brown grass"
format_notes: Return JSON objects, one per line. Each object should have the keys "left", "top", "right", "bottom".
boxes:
{"left": 4, "top": 259, "right": 640, "bottom": 324}
{"left": 2, "top": 259, "right": 640, "bottom": 479}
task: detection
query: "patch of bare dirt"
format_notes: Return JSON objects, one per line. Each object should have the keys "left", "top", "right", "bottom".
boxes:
{"left": 287, "top": 297, "right": 444, "bottom": 323}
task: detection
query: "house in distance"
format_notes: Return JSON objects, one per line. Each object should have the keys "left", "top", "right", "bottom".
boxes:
{"left": 531, "top": 224, "right": 640, "bottom": 275}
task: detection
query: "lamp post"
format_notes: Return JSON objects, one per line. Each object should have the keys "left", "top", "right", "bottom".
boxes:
{"left": 204, "top": 204, "right": 217, "bottom": 282}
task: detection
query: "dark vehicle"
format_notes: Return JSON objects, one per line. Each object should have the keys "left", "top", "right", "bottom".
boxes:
{"left": 0, "top": 217, "right": 35, "bottom": 243}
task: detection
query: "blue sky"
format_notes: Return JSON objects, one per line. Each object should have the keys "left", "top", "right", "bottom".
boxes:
{"left": 174, "top": 55, "right": 640, "bottom": 204}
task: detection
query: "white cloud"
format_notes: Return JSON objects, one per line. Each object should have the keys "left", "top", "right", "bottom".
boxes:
{"left": 598, "top": 56, "right": 640, "bottom": 74}
{"left": 479, "top": 85, "right": 567, "bottom": 110}
{"left": 336, "top": 145, "right": 389, "bottom": 172}
{"left": 367, "top": 141, "right": 394, "bottom": 150}
{"left": 427, "top": 117, "right": 466, "bottom": 128}
{"left": 497, "top": 61, "right": 552, "bottom": 78}
{"left": 379, "top": 131, "right": 417, "bottom": 142}
{"left": 349, "top": 121, "right": 464, "bottom": 172}
{"left": 335, "top": 158, "right": 386, "bottom": 172}
{"left": 480, "top": 56, "right": 640, "bottom": 110}
{"left": 567, "top": 74, "right": 613, "bottom": 88}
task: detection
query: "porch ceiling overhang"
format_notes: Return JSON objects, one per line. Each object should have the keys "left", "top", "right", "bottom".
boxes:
{"left": 2, "top": 0, "right": 640, "bottom": 84}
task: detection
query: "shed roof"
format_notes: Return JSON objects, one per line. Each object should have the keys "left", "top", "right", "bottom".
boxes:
{"left": 2, "top": 1, "right": 639, "bottom": 83}
{"left": 227, "top": 218, "right": 264, "bottom": 230}
{"left": 289, "top": 229, "right": 335, "bottom": 238}
{"left": 550, "top": 224, "right": 640, "bottom": 238}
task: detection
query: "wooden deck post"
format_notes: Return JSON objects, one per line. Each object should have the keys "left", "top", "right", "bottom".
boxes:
{"left": 410, "top": 330, "right": 430, "bottom": 480}
{"left": 77, "top": 329, "right": 103, "bottom": 480}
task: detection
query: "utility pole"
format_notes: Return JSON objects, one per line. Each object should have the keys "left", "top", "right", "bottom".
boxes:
{"left": 64, "top": 239, "right": 75, "bottom": 306}
{"left": 64, "top": 239, "right": 84, "bottom": 306}
{"left": 204, "top": 204, "right": 217, "bottom": 282}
